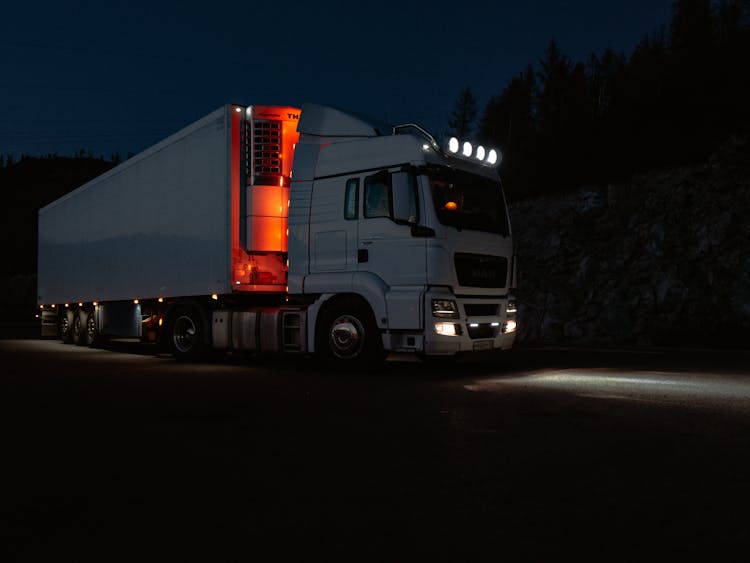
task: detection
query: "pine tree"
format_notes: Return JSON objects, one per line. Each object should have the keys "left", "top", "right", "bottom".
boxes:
{"left": 447, "top": 86, "right": 478, "bottom": 139}
{"left": 536, "top": 40, "right": 572, "bottom": 135}
{"left": 479, "top": 66, "right": 536, "bottom": 148}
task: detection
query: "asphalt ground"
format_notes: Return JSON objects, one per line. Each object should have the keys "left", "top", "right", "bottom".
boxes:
{"left": 3, "top": 339, "right": 750, "bottom": 561}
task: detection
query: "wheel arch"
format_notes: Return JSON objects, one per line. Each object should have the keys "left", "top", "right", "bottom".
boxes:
{"left": 308, "top": 292, "right": 381, "bottom": 354}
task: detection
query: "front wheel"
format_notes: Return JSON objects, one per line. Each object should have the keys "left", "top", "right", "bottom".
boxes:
{"left": 316, "top": 297, "right": 385, "bottom": 369}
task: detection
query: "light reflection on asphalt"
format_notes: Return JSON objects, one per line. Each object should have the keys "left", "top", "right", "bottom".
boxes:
{"left": 465, "top": 369, "right": 750, "bottom": 412}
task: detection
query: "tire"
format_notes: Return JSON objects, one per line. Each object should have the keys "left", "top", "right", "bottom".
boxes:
{"left": 168, "top": 304, "right": 207, "bottom": 362}
{"left": 72, "top": 309, "right": 85, "bottom": 346}
{"left": 316, "top": 296, "right": 385, "bottom": 369}
{"left": 60, "top": 309, "right": 75, "bottom": 344}
{"left": 82, "top": 307, "right": 99, "bottom": 347}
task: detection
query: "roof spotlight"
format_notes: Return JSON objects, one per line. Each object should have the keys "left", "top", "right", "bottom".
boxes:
{"left": 475, "top": 145, "right": 486, "bottom": 160}
{"left": 462, "top": 142, "right": 472, "bottom": 157}
{"left": 447, "top": 137, "right": 459, "bottom": 153}
{"left": 487, "top": 149, "right": 498, "bottom": 165}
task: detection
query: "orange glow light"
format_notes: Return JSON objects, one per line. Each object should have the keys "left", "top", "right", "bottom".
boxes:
{"left": 158, "top": 318, "right": 163, "bottom": 327}
{"left": 78, "top": 302, "right": 83, "bottom": 307}
{"left": 51, "top": 304, "right": 56, "bottom": 308}
{"left": 133, "top": 299, "right": 139, "bottom": 305}
{"left": 158, "top": 297, "right": 164, "bottom": 303}
{"left": 211, "top": 293, "right": 218, "bottom": 300}
{"left": 444, "top": 201, "right": 458, "bottom": 211}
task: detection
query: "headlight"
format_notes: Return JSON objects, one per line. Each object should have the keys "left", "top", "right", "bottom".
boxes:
{"left": 432, "top": 299, "right": 459, "bottom": 319}
{"left": 435, "top": 322, "right": 460, "bottom": 336}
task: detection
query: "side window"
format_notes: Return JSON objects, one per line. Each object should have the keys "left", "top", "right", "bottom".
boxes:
{"left": 407, "top": 173, "right": 419, "bottom": 223}
{"left": 344, "top": 178, "right": 359, "bottom": 220}
{"left": 364, "top": 171, "right": 391, "bottom": 218}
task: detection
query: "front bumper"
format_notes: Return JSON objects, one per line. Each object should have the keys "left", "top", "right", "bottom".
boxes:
{"left": 422, "top": 290, "right": 517, "bottom": 356}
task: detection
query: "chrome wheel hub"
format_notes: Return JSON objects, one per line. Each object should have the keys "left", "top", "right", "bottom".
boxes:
{"left": 329, "top": 315, "right": 364, "bottom": 359}
{"left": 172, "top": 315, "right": 197, "bottom": 353}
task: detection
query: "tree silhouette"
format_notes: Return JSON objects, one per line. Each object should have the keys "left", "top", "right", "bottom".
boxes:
{"left": 447, "top": 86, "right": 478, "bottom": 139}
{"left": 455, "top": 2, "right": 750, "bottom": 200}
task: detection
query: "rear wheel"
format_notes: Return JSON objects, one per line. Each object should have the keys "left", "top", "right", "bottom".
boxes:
{"left": 168, "top": 304, "right": 207, "bottom": 362}
{"left": 72, "top": 309, "right": 85, "bottom": 346}
{"left": 83, "top": 308, "right": 99, "bottom": 346}
{"left": 60, "top": 309, "right": 75, "bottom": 344}
{"left": 316, "top": 297, "right": 385, "bottom": 369}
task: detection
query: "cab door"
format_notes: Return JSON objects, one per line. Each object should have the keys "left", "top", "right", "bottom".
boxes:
{"left": 357, "top": 170, "right": 427, "bottom": 286}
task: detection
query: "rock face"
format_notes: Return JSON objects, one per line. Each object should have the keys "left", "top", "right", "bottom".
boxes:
{"left": 510, "top": 136, "right": 750, "bottom": 348}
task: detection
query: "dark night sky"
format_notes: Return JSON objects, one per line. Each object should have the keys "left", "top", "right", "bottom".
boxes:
{"left": 1, "top": 0, "right": 672, "bottom": 159}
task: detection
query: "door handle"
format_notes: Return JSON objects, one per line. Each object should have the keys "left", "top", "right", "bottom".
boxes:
{"left": 358, "top": 249, "right": 369, "bottom": 263}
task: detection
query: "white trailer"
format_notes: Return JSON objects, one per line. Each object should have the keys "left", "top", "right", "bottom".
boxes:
{"left": 38, "top": 103, "right": 517, "bottom": 366}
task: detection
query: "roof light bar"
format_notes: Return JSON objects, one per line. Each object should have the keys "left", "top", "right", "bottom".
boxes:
{"left": 444, "top": 137, "right": 502, "bottom": 168}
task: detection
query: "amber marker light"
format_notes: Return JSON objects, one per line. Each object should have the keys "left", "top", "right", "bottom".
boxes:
{"left": 158, "top": 297, "right": 164, "bottom": 303}
{"left": 444, "top": 201, "right": 458, "bottom": 211}
{"left": 93, "top": 301, "right": 98, "bottom": 307}
{"left": 133, "top": 299, "right": 139, "bottom": 304}
{"left": 211, "top": 293, "right": 218, "bottom": 300}
{"left": 78, "top": 302, "right": 83, "bottom": 307}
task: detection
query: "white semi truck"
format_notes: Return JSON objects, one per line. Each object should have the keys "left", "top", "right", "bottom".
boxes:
{"left": 37, "top": 103, "right": 517, "bottom": 366}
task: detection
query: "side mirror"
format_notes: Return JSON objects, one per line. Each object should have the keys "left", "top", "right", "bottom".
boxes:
{"left": 392, "top": 171, "right": 415, "bottom": 224}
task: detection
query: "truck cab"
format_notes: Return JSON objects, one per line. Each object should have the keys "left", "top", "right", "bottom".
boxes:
{"left": 288, "top": 105, "right": 517, "bottom": 364}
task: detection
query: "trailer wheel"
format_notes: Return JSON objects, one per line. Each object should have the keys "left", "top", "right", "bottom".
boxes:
{"left": 316, "top": 297, "right": 385, "bottom": 369}
{"left": 60, "top": 308, "right": 75, "bottom": 344}
{"left": 83, "top": 308, "right": 99, "bottom": 347}
{"left": 168, "top": 304, "right": 206, "bottom": 362}
{"left": 72, "top": 309, "right": 85, "bottom": 346}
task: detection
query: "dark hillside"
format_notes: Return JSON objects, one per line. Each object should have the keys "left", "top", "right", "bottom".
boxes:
{"left": 0, "top": 156, "right": 115, "bottom": 275}
{"left": 512, "top": 135, "right": 750, "bottom": 348}
{"left": 0, "top": 156, "right": 114, "bottom": 333}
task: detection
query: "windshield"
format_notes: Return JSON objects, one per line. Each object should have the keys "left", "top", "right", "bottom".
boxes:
{"left": 428, "top": 169, "right": 509, "bottom": 236}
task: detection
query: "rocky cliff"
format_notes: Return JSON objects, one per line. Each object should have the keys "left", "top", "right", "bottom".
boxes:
{"left": 510, "top": 136, "right": 750, "bottom": 348}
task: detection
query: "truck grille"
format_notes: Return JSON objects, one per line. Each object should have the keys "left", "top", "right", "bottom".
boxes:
{"left": 454, "top": 253, "right": 507, "bottom": 288}
{"left": 252, "top": 120, "right": 282, "bottom": 175}
{"left": 464, "top": 303, "right": 499, "bottom": 316}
